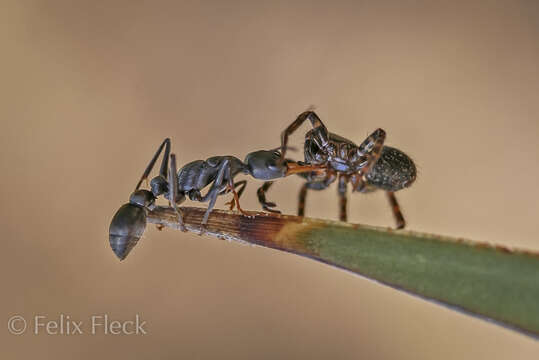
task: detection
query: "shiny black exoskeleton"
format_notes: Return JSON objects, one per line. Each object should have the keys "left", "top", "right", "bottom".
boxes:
{"left": 109, "top": 139, "right": 316, "bottom": 260}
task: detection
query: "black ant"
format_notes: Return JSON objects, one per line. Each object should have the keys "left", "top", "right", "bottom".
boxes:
{"left": 257, "top": 110, "right": 417, "bottom": 229}
{"left": 109, "top": 138, "right": 324, "bottom": 260}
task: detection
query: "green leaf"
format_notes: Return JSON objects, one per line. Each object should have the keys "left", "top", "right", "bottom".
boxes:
{"left": 143, "top": 206, "right": 539, "bottom": 338}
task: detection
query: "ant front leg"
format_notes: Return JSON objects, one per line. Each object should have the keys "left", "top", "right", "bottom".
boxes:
{"left": 386, "top": 191, "right": 405, "bottom": 229}
{"left": 257, "top": 181, "right": 281, "bottom": 214}
{"left": 280, "top": 110, "right": 330, "bottom": 162}
{"left": 255, "top": 162, "right": 328, "bottom": 215}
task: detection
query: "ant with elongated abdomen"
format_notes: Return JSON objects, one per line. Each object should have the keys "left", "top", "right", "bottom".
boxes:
{"left": 109, "top": 138, "right": 325, "bottom": 260}
{"left": 257, "top": 110, "right": 417, "bottom": 229}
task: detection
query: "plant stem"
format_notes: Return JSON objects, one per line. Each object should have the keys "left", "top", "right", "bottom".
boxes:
{"left": 147, "top": 206, "right": 539, "bottom": 339}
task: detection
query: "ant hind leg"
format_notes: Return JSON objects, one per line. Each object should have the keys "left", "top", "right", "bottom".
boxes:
{"left": 168, "top": 154, "right": 186, "bottom": 231}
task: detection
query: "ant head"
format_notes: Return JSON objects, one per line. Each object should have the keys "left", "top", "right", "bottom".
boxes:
{"left": 244, "top": 149, "right": 287, "bottom": 180}
{"left": 150, "top": 176, "right": 168, "bottom": 197}
{"left": 129, "top": 189, "right": 156, "bottom": 210}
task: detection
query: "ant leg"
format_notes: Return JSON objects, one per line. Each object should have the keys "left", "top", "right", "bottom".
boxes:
{"left": 194, "top": 186, "right": 222, "bottom": 235}
{"left": 135, "top": 138, "right": 171, "bottom": 191}
{"left": 235, "top": 180, "right": 247, "bottom": 199}
{"left": 200, "top": 188, "right": 220, "bottom": 230}
{"left": 168, "top": 154, "right": 186, "bottom": 231}
{"left": 224, "top": 168, "right": 249, "bottom": 216}
{"left": 280, "top": 109, "right": 329, "bottom": 161}
{"left": 225, "top": 180, "right": 247, "bottom": 210}
{"left": 338, "top": 174, "right": 348, "bottom": 222}
{"left": 257, "top": 181, "right": 281, "bottom": 214}
{"left": 386, "top": 191, "right": 405, "bottom": 229}
{"left": 199, "top": 159, "right": 230, "bottom": 228}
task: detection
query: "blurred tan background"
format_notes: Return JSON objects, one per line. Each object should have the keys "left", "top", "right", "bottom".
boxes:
{"left": 2, "top": 0, "right": 539, "bottom": 358}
